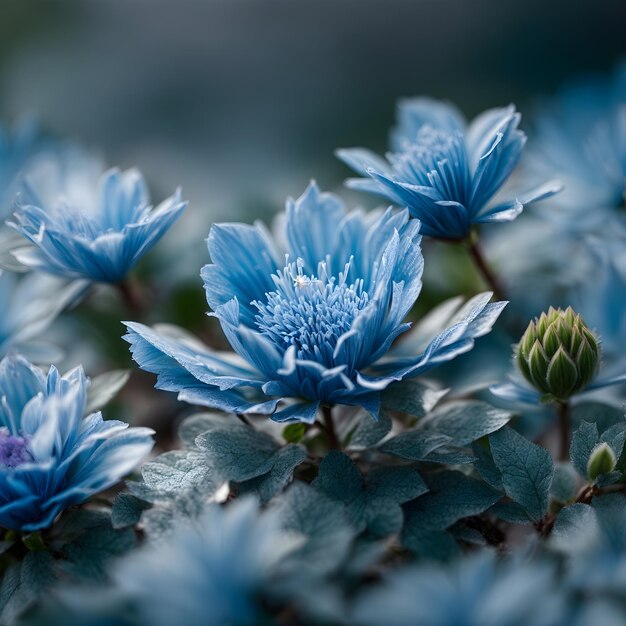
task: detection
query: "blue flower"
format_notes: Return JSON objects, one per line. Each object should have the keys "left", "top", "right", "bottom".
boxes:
{"left": 530, "top": 61, "right": 626, "bottom": 218}
{"left": 352, "top": 551, "right": 566, "bottom": 626}
{"left": 0, "top": 117, "right": 47, "bottom": 218}
{"left": 0, "top": 270, "right": 85, "bottom": 362}
{"left": 8, "top": 167, "right": 186, "bottom": 283}
{"left": 337, "top": 98, "right": 560, "bottom": 240}
{"left": 124, "top": 182, "right": 505, "bottom": 423}
{"left": 0, "top": 354, "right": 154, "bottom": 531}
{"left": 114, "top": 498, "right": 301, "bottom": 626}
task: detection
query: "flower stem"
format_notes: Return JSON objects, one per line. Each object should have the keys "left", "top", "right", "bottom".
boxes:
{"left": 556, "top": 401, "right": 571, "bottom": 462}
{"left": 465, "top": 232, "right": 506, "bottom": 301}
{"left": 117, "top": 279, "right": 144, "bottom": 316}
{"left": 322, "top": 405, "right": 341, "bottom": 450}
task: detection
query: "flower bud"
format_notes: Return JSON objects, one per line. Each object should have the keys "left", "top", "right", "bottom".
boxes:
{"left": 516, "top": 307, "right": 600, "bottom": 402}
{"left": 587, "top": 442, "right": 617, "bottom": 481}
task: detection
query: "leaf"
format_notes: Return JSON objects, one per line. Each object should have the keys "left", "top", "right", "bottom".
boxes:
{"left": 274, "top": 482, "right": 355, "bottom": 577}
{"left": 141, "top": 450, "right": 218, "bottom": 493}
{"left": 60, "top": 524, "right": 136, "bottom": 582}
{"left": 111, "top": 492, "right": 151, "bottom": 528}
{"left": 489, "top": 427, "right": 554, "bottom": 521}
{"left": 347, "top": 410, "right": 393, "bottom": 450}
{"left": 401, "top": 528, "right": 461, "bottom": 560}
{"left": 195, "top": 424, "right": 279, "bottom": 482}
{"left": 178, "top": 412, "right": 231, "bottom": 448}
{"left": 313, "top": 452, "right": 427, "bottom": 537}
{"left": 85, "top": 370, "right": 130, "bottom": 414}
{"left": 550, "top": 503, "right": 598, "bottom": 554}
{"left": 572, "top": 402, "right": 625, "bottom": 433}
{"left": 378, "top": 430, "right": 451, "bottom": 461}
{"left": 570, "top": 421, "right": 599, "bottom": 477}
{"left": 283, "top": 423, "right": 307, "bottom": 443}
{"left": 420, "top": 401, "right": 512, "bottom": 446}
{"left": 238, "top": 444, "right": 307, "bottom": 503}
{"left": 472, "top": 443, "right": 503, "bottom": 491}
{"left": 402, "top": 471, "right": 501, "bottom": 536}
{"left": 550, "top": 462, "right": 579, "bottom": 504}
{"left": 489, "top": 501, "right": 533, "bottom": 524}
{"left": 0, "top": 552, "right": 58, "bottom": 625}
{"left": 381, "top": 379, "right": 447, "bottom": 417}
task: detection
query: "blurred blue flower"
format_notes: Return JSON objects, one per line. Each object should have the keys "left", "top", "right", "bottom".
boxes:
{"left": 530, "top": 62, "right": 626, "bottom": 218}
{"left": 352, "top": 551, "right": 566, "bottom": 626}
{"left": 337, "top": 98, "right": 560, "bottom": 240}
{"left": 8, "top": 167, "right": 186, "bottom": 283}
{"left": 0, "top": 270, "right": 85, "bottom": 362}
{"left": 0, "top": 354, "right": 153, "bottom": 530}
{"left": 0, "top": 118, "right": 48, "bottom": 218}
{"left": 115, "top": 498, "right": 301, "bottom": 626}
{"left": 124, "top": 182, "right": 505, "bottom": 423}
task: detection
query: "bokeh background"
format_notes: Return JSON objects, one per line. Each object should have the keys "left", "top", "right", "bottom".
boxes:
{"left": 1, "top": 0, "right": 625, "bottom": 439}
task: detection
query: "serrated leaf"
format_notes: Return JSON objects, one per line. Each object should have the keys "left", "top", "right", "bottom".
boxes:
{"left": 570, "top": 421, "right": 599, "bottom": 477}
{"left": 274, "top": 482, "right": 355, "bottom": 577}
{"left": 347, "top": 410, "right": 393, "bottom": 450}
{"left": 421, "top": 401, "right": 512, "bottom": 446}
{"left": 238, "top": 444, "right": 307, "bottom": 503}
{"left": 381, "top": 379, "right": 447, "bottom": 417}
{"left": 313, "top": 452, "right": 427, "bottom": 538}
{"left": 141, "top": 450, "right": 217, "bottom": 492}
{"left": 60, "top": 524, "right": 136, "bottom": 582}
{"left": 402, "top": 471, "right": 501, "bottom": 538}
{"left": 85, "top": 370, "right": 130, "bottom": 414}
{"left": 178, "top": 412, "right": 231, "bottom": 448}
{"left": 195, "top": 424, "right": 279, "bottom": 482}
{"left": 489, "top": 427, "right": 554, "bottom": 521}
{"left": 111, "top": 492, "right": 151, "bottom": 528}
{"left": 378, "top": 430, "right": 451, "bottom": 461}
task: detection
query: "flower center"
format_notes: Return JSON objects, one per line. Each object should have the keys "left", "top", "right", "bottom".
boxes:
{"left": 390, "top": 125, "right": 469, "bottom": 202}
{"left": 0, "top": 428, "right": 32, "bottom": 469}
{"left": 253, "top": 259, "right": 369, "bottom": 367}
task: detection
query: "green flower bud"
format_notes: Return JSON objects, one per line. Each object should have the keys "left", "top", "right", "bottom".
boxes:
{"left": 587, "top": 442, "right": 617, "bottom": 481}
{"left": 516, "top": 307, "right": 600, "bottom": 402}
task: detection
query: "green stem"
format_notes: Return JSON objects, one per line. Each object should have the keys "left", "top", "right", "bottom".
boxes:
{"left": 556, "top": 401, "right": 571, "bottom": 462}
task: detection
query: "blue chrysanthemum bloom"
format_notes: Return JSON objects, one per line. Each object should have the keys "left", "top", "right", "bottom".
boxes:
{"left": 0, "top": 354, "right": 154, "bottom": 531}
{"left": 0, "top": 270, "right": 85, "bottom": 361}
{"left": 8, "top": 167, "right": 186, "bottom": 283}
{"left": 337, "top": 98, "right": 560, "bottom": 240}
{"left": 124, "top": 182, "right": 505, "bottom": 423}
{"left": 114, "top": 498, "right": 300, "bottom": 626}
{"left": 530, "top": 61, "right": 626, "bottom": 218}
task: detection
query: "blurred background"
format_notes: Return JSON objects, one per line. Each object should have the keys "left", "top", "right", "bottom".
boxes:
{"left": 2, "top": 0, "right": 625, "bottom": 225}
{"left": 1, "top": 0, "right": 625, "bottom": 438}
